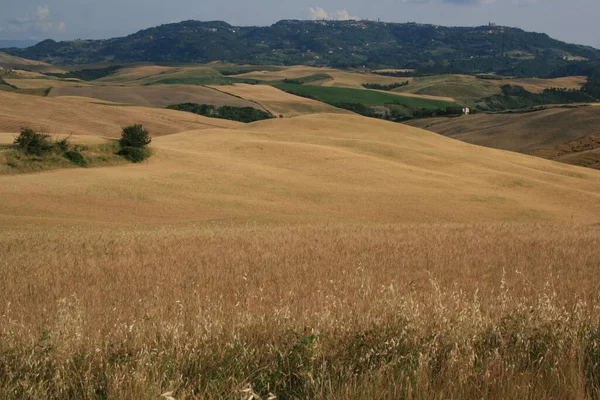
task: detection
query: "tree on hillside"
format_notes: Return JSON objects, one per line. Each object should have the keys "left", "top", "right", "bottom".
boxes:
{"left": 119, "top": 124, "right": 151, "bottom": 148}
{"left": 118, "top": 124, "right": 151, "bottom": 163}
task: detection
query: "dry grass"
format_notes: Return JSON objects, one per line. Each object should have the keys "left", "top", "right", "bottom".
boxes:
{"left": 2, "top": 113, "right": 600, "bottom": 227}
{"left": 97, "top": 65, "right": 221, "bottom": 85}
{"left": 408, "top": 106, "right": 600, "bottom": 153}
{"left": 0, "top": 52, "right": 64, "bottom": 73}
{"left": 211, "top": 84, "right": 349, "bottom": 117}
{"left": 5, "top": 78, "right": 91, "bottom": 89}
{"left": 0, "top": 91, "right": 241, "bottom": 138}
{"left": 232, "top": 66, "right": 414, "bottom": 90}
{"left": 3, "top": 97, "right": 600, "bottom": 398}
{"left": 49, "top": 84, "right": 266, "bottom": 109}
{"left": 1, "top": 223, "right": 600, "bottom": 399}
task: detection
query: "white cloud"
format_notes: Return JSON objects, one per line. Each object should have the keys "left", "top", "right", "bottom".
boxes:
{"left": 309, "top": 7, "right": 329, "bottom": 19}
{"left": 0, "top": 5, "right": 66, "bottom": 37}
{"left": 37, "top": 5, "right": 50, "bottom": 21}
{"left": 308, "top": 7, "right": 360, "bottom": 20}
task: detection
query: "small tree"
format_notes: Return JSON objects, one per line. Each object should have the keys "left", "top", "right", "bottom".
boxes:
{"left": 118, "top": 124, "right": 151, "bottom": 163}
{"left": 14, "top": 127, "right": 53, "bottom": 156}
{"left": 119, "top": 124, "right": 151, "bottom": 148}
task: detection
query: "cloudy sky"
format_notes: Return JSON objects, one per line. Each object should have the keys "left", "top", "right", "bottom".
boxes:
{"left": 1, "top": 0, "right": 598, "bottom": 48}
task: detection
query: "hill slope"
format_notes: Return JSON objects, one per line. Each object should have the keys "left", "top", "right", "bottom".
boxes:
{"left": 48, "top": 84, "right": 267, "bottom": 109}
{"left": 1, "top": 110, "right": 600, "bottom": 227}
{"left": 4, "top": 20, "right": 599, "bottom": 75}
{"left": 0, "top": 91, "right": 241, "bottom": 138}
{"left": 408, "top": 106, "right": 600, "bottom": 152}
{"left": 0, "top": 52, "right": 63, "bottom": 73}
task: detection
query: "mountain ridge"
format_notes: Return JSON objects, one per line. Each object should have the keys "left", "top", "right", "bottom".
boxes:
{"left": 3, "top": 19, "right": 599, "bottom": 77}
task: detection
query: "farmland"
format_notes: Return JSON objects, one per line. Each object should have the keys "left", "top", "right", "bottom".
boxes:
{"left": 1, "top": 53, "right": 600, "bottom": 399}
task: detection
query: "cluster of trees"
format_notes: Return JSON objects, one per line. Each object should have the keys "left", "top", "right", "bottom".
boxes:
{"left": 45, "top": 65, "right": 122, "bottom": 81}
{"left": 477, "top": 83, "right": 598, "bottom": 111}
{"left": 281, "top": 74, "right": 332, "bottom": 85}
{"left": 12, "top": 124, "right": 152, "bottom": 167}
{"left": 362, "top": 81, "right": 409, "bottom": 91}
{"left": 167, "top": 103, "right": 274, "bottom": 123}
{"left": 582, "top": 72, "right": 600, "bottom": 99}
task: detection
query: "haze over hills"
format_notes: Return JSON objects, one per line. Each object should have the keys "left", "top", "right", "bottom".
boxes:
{"left": 0, "top": 40, "right": 38, "bottom": 49}
{"left": 3, "top": 19, "right": 600, "bottom": 76}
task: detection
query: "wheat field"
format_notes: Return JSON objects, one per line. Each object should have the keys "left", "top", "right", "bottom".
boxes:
{"left": 4, "top": 78, "right": 92, "bottom": 89}
{"left": 2, "top": 91, "right": 600, "bottom": 398}
{"left": 0, "top": 91, "right": 241, "bottom": 138}
{"left": 232, "top": 66, "right": 414, "bottom": 89}
{"left": 49, "top": 84, "right": 265, "bottom": 109}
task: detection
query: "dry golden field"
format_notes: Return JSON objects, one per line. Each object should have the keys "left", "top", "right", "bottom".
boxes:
{"left": 232, "top": 65, "right": 414, "bottom": 89}
{"left": 49, "top": 84, "right": 266, "bottom": 109}
{"left": 0, "top": 91, "right": 241, "bottom": 138}
{"left": 0, "top": 52, "right": 64, "bottom": 73}
{"left": 96, "top": 65, "right": 222, "bottom": 85}
{"left": 4, "top": 78, "right": 92, "bottom": 89}
{"left": 2, "top": 90, "right": 600, "bottom": 399}
{"left": 2, "top": 223, "right": 600, "bottom": 399}
{"left": 408, "top": 106, "right": 600, "bottom": 152}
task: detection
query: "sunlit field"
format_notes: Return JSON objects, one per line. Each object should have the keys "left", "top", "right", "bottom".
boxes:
{"left": 1, "top": 223, "right": 600, "bottom": 399}
{"left": 1, "top": 75, "right": 600, "bottom": 398}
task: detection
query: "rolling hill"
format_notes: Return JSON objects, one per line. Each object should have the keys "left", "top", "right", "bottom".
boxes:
{"left": 408, "top": 106, "right": 600, "bottom": 151}
{"left": 0, "top": 52, "right": 63, "bottom": 73}
{"left": 408, "top": 106, "right": 600, "bottom": 169}
{"left": 1, "top": 95, "right": 600, "bottom": 226}
{"left": 2, "top": 85, "right": 600, "bottom": 399}
{"left": 3, "top": 20, "right": 599, "bottom": 76}
{"left": 0, "top": 91, "right": 241, "bottom": 138}
{"left": 47, "top": 84, "right": 267, "bottom": 109}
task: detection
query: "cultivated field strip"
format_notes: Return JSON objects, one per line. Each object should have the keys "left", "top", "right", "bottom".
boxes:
{"left": 49, "top": 84, "right": 266, "bottom": 109}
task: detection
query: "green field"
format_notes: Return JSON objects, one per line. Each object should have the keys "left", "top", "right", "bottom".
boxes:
{"left": 274, "top": 83, "right": 458, "bottom": 110}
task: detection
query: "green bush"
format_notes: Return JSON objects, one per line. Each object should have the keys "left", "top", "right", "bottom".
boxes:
{"left": 13, "top": 127, "right": 53, "bottom": 156}
{"left": 55, "top": 136, "right": 71, "bottom": 152}
{"left": 63, "top": 150, "right": 87, "bottom": 167}
{"left": 118, "top": 146, "right": 150, "bottom": 163}
{"left": 119, "top": 124, "right": 151, "bottom": 148}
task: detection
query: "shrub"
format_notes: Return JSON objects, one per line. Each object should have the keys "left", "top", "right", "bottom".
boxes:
{"left": 119, "top": 124, "right": 151, "bottom": 148}
{"left": 14, "top": 127, "right": 53, "bottom": 156}
{"left": 118, "top": 146, "right": 149, "bottom": 163}
{"left": 63, "top": 150, "right": 87, "bottom": 167}
{"left": 55, "top": 136, "right": 71, "bottom": 152}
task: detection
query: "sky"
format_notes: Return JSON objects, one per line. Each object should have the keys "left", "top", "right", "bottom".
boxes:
{"left": 1, "top": 0, "right": 598, "bottom": 49}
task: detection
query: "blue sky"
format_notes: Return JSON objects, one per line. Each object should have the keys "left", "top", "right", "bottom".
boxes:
{"left": 1, "top": 0, "right": 598, "bottom": 48}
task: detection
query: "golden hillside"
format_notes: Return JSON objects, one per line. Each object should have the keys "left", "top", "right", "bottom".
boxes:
{"left": 0, "top": 52, "right": 63, "bottom": 73}
{"left": 48, "top": 84, "right": 267, "bottom": 109}
{"left": 408, "top": 106, "right": 600, "bottom": 152}
{"left": 1, "top": 102, "right": 600, "bottom": 227}
{"left": 2, "top": 85, "right": 600, "bottom": 399}
{"left": 0, "top": 91, "right": 241, "bottom": 138}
